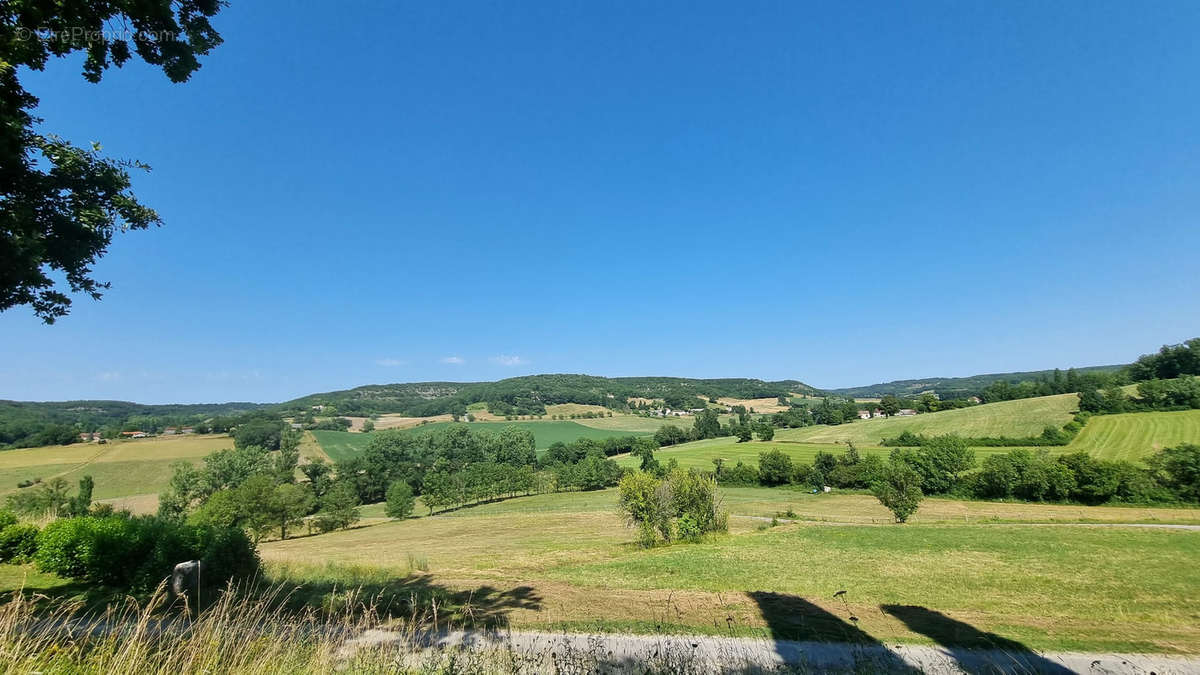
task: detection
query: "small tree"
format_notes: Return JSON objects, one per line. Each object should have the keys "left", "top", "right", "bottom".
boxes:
{"left": 756, "top": 423, "right": 775, "bottom": 441}
{"left": 385, "top": 481, "right": 415, "bottom": 519}
{"left": 633, "top": 437, "right": 661, "bottom": 474}
{"left": 68, "top": 475, "right": 94, "bottom": 516}
{"left": 361, "top": 419, "right": 375, "bottom": 433}
{"left": 313, "top": 480, "right": 360, "bottom": 533}
{"left": 879, "top": 395, "right": 902, "bottom": 417}
{"left": 617, "top": 471, "right": 673, "bottom": 547}
{"left": 272, "top": 483, "right": 315, "bottom": 540}
{"left": 757, "top": 450, "right": 794, "bottom": 486}
{"left": 300, "top": 459, "right": 333, "bottom": 497}
{"left": 872, "top": 461, "right": 924, "bottom": 523}
{"left": 735, "top": 425, "right": 753, "bottom": 443}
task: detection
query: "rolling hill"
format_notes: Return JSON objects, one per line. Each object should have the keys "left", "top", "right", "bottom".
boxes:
{"left": 1067, "top": 409, "right": 1200, "bottom": 462}
{"left": 281, "top": 374, "right": 819, "bottom": 417}
{"left": 774, "top": 393, "right": 1081, "bottom": 445}
{"left": 827, "top": 365, "right": 1125, "bottom": 399}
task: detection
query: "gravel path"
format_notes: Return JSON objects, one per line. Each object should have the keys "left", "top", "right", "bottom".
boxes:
{"left": 339, "top": 627, "right": 1200, "bottom": 673}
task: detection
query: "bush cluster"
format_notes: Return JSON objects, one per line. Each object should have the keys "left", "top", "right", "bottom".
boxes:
{"left": 617, "top": 469, "right": 727, "bottom": 547}
{"left": 0, "top": 511, "right": 37, "bottom": 564}
{"left": 714, "top": 445, "right": 886, "bottom": 491}
{"left": 35, "top": 514, "right": 259, "bottom": 592}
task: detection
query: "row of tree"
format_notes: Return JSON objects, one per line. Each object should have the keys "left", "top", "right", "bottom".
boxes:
{"left": 711, "top": 438, "right": 1200, "bottom": 512}
{"left": 1081, "top": 376, "right": 1200, "bottom": 414}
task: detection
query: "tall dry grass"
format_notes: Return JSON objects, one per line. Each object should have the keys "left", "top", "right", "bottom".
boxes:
{"left": 0, "top": 582, "right": 727, "bottom": 674}
{"left": 0, "top": 582, "right": 414, "bottom": 673}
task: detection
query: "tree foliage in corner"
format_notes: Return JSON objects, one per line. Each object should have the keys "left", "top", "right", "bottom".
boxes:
{"left": 1, "top": 1, "right": 225, "bottom": 322}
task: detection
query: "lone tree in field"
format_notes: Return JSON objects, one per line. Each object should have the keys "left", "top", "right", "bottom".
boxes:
{"left": 385, "top": 480, "right": 415, "bottom": 519}
{"left": 1, "top": 1, "right": 227, "bottom": 322}
{"left": 879, "top": 395, "right": 902, "bottom": 417}
{"left": 872, "top": 461, "right": 924, "bottom": 523}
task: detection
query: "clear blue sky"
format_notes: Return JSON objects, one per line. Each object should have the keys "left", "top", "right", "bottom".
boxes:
{"left": 3, "top": 1, "right": 1199, "bottom": 403}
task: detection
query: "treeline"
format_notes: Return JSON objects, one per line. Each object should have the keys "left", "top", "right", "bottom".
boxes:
{"left": 712, "top": 437, "right": 1200, "bottom": 507}
{"left": 1129, "top": 338, "right": 1200, "bottom": 381}
{"left": 330, "top": 425, "right": 632, "bottom": 516}
{"left": 827, "top": 365, "right": 1125, "bottom": 399}
{"left": 0, "top": 401, "right": 267, "bottom": 449}
{"left": 1080, "top": 376, "right": 1200, "bottom": 414}
{"left": 980, "top": 338, "right": 1200, "bottom": 407}
{"left": 279, "top": 374, "right": 811, "bottom": 418}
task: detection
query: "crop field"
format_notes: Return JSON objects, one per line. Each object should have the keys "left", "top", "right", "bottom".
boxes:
{"left": 1066, "top": 409, "right": 1200, "bottom": 461}
{"left": 717, "top": 396, "right": 790, "bottom": 413}
{"left": 338, "top": 414, "right": 454, "bottom": 431}
{"left": 258, "top": 487, "right": 1200, "bottom": 653}
{"left": 0, "top": 434, "right": 233, "bottom": 500}
{"left": 572, "top": 414, "right": 700, "bottom": 433}
{"left": 776, "top": 394, "right": 1079, "bottom": 446}
{"left": 544, "top": 403, "right": 613, "bottom": 416}
{"left": 308, "top": 430, "right": 371, "bottom": 463}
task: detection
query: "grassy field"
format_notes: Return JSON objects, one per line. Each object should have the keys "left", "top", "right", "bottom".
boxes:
{"left": 776, "top": 393, "right": 1079, "bottom": 446}
{"left": 256, "top": 487, "right": 1200, "bottom": 652}
{"left": 630, "top": 404, "right": 1198, "bottom": 473}
{"left": 308, "top": 431, "right": 371, "bottom": 463}
{"left": 0, "top": 434, "right": 233, "bottom": 500}
{"left": 1066, "top": 409, "right": 1200, "bottom": 461}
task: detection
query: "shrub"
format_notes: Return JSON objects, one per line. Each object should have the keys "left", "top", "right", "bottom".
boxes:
{"left": 1148, "top": 443, "right": 1200, "bottom": 503}
{"left": 675, "top": 513, "right": 702, "bottom": 541}
{"left": 827, "top": 453, "right": 885, "bottom": 489}
{"left": 716, "top": 461, "right": 759, "bottom": 486}
{"left": 35, "top": 515, "right": 258, "bottom": 592}
{"left": 756, "top": 423, "right": 775, "bottom": 441}
{"left": 385, "top": 481, "right": 415, "bottom": 519}
{"left": 757, "top": 450, "right": 794, "bottom": 486}
{"left": 617, "top": 471, "right": 672, "bottom": 546}
{"left": 0, "top": 524, "right": 39, "bottom": 563}
{"left": 618, "top": 469, "right": 726, "bottom": 546}
{"left": 872, "top": 461, "right": 924, "bottom": 523}
{"left": 793, "top": 463, "right": 825, "bottom": 490}
{"left": 669, "top": 469, "right": 727, "bottom": 536}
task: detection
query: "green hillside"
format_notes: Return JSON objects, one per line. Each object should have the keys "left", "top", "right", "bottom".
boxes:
{"left": 639, "top": 395, "right": 1198, "bottom": 471}
{"left": 774, "top": 393, "right": 1080, "bottom": 445}
{"left": 1066, "top": 409, "right": 1200, "bottom": 462}
{"left": 827, "top": 364, "right": 1124, "bottom": 399}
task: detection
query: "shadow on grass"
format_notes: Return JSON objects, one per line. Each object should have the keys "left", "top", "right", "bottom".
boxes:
{"left": 269, "top": 572, "right": 543, "bottom": 631}
{"left": 880, "top": 605, "right": 1071, "bottom": 674}
{"left": 748, "top": 591, "right": 916, "bottom": 672}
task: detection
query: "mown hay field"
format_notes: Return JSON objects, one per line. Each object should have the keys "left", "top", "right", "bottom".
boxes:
{"left": 0, "top": 434, "right": 233, "bottom": 500}
{"left": 257, "top": 487, "right": 1200, "bottom": 653}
